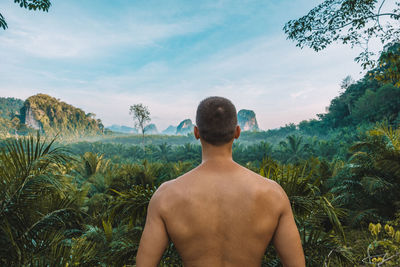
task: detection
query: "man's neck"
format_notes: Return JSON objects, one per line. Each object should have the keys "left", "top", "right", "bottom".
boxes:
{"left": 200, "top": 141, "right": 234, "bottom": 164}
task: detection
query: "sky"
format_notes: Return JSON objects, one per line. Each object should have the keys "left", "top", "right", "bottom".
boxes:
{"left": 0, "top": 0, "right": 368, "bottom": 131}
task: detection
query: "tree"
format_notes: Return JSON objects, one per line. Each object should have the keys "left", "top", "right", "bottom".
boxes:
{"left": 340, "top": 75, "right": 355, "bottom": 92}
{"left": 154, "top": 143, "right": 172, "bottom": 162}
{"left": 259, "top": 159, "right": 350, "bottom": 265}
{"left": 329, "top": 123, "right": 400, "bottom": 226}
{"left": 1, "top": 0, "right": 51, "bottom": 30}
{"left": 369, "top": 42, "right": 400, "bottom": 87}
{"left": 279, "top": 135, "right": 309, "bottom": 163}
{"left": 129, "top": 104, "right": 151, "bottom": 146}
{"left": 352, "top": 84, "right": 400, "bottom": 123}
{"left": 0, "top": 133, "right": 84, "bottom": 266}
{"left": 284, "top": 0, "right": 400, "bottom": 69}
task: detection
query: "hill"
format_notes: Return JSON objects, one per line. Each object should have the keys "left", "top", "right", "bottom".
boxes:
{"left": 237, "top": 109, "right": 259, "bottom": 131}
{"left": 107, "top": 125, "right": 138, "bottom": 134}
{"left": 162, "top": 125, "right": 177, "bottom": 135}
{"left": 176, "top": 119, "right": 194, "bottom": 135}
{"left": 20, "top": 94, "right": 104, "bottom": 136}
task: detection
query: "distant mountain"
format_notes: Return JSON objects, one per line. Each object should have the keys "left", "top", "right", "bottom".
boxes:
{"left": 144, "top": 123, "right": 158, "bottom": 134}
{"left": 237, "top": 109, "right": 259, "bottom": 131}
{"left": 176, "top": 119, "right": 194, "bottom": 135}
{"left": 162, "top": 125, "right": 177, "bottom": 135}
{"left": 20, "top": 94, "right": 104, "bottom": 136}
{"left": 106, "top": 124, "right": 138, "bottom": 134}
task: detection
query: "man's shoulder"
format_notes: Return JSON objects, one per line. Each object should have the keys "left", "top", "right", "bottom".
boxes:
{"left": 150, "top": 175, "right": 187, "bottom": 203}
{"left": 237, "top": 164, "right": 284, "bottom": 192}
{"left": 238, "top": 166, "right": 287, "bottom": 203}
{"left": 152, "top": 179, "right": 177, "bottom": 199}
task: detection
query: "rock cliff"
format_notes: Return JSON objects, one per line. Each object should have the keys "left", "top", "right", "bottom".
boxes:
{"left": 176, "top": 119, "right": 194, "bottom": 135}
{"left": 237, "top": 109, "right": 259, "bottom": 131}
{"left": 20, "top": 94, "right": 104, "bottom": 136}
{"left": 23, "top": 104, "right": 42, "bottom": 130}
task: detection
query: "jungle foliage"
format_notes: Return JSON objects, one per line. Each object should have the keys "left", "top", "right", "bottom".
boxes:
{"left": 1, "top": 119, "right": 400, "bottom": 266}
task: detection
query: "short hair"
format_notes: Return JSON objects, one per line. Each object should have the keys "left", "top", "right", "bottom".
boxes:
{"left": 196, "top": 96, "right": 237, "bottom": 146}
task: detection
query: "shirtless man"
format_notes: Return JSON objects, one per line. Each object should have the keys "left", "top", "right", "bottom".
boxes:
{"left": 136, "top": 97, "right": 305, "bottom": 267}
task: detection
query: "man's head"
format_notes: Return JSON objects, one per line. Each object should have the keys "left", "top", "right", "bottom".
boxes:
{"left": 195, "top": 96, "right": 240, "bottom": 146}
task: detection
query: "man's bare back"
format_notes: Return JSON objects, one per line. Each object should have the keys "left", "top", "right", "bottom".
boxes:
{"left": 136, "top": 159, "right": 304, "bottom": 267}
{"left": 136, "top": 97, "right": 305, "bottom": 266}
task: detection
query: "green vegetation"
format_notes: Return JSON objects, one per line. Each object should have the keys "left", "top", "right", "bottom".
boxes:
{"left": 1, "top": 120, "right": 400, "bottom": 265}
{"left": 0, "top": 97, "right": 24, "bottom": 120}
{"left": 0, "top": 97, "right": 24, "bottom": 136}
{"left": 365, "top": 223, "right": 400, "bottom": 265}
{"left": 0, "top": 94, "right": 105, "bottom": 138}
{"left": 19, "top": 94, "right": 104, "bottom": 137}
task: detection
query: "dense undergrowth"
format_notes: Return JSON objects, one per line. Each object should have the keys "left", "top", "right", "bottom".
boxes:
{"left": 1, "top": 121, "right": 400, "bottom": 266}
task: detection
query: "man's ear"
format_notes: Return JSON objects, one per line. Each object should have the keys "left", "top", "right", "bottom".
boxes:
{"left": 234, "top": 125, "right": 241, "bottom": 139}
{"left": 194, "top": 126, "right": 200, "bottom": 140}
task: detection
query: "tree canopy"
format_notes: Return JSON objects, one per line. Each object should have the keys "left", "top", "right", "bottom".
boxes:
{"left": 0, "top": 0, "right": 51, "bottom": 30}
{"left": 129, "top": 104, "right": 151, "bottom": 135}
{"left": 129, "top": 104, "right": 151, "bottom": 147}
{"left": 284, "top": 0, "right": 400, "bottom": 69}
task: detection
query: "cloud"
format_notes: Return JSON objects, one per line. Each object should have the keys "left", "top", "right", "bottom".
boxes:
{"left": 0, "top": 0, "right": 368, "bottom": 131}
{"left": 0, "top": 33, "right": 364, "bottom": 130}
{"left": 0, "top": 2, "right": 221, "bottom": 59}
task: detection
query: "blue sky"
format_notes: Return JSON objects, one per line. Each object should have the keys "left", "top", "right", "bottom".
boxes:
{"left": 0, "top": 0, "right": 366, "bottom": 130}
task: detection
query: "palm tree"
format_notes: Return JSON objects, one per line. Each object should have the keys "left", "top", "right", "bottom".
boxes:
{"left": 279, "top": 135, "right": 309, "bottom": 163}
{"left": 154, "top": 142, "right": 172, "bottom": 162}
{"left": 176, "top": 143, "right": 201, "bottom": 163}
{"left": 259, "top": 158, "right": 351, "bottom": 265}
{"left": 331, "top": 123, "right": 400, "bottom": 223}
{"left": 171, "top": 161, "right": 193, "bottom": 178}
{"left": 132, "top": 160, "right": 162, "bottom": 186}
{"left": 79, "top": 152, "right": 111, "bottom": 178}
{"left": 0, "top": 133, "right": 85, "bottom": 266}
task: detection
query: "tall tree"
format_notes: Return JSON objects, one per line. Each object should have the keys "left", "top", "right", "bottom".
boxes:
{"left": 1, "top": 0, "right": 52, "bottom": 30}
{"left": 129, "top": 104, "right": 151, "bottom": 147}
{"left": 284, "top": 0, "right": 400, "bottom": 69}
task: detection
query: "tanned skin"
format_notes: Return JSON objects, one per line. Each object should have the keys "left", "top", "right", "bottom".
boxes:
{"left": 136, "top": 126, "right": 305, "bottom": 267}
